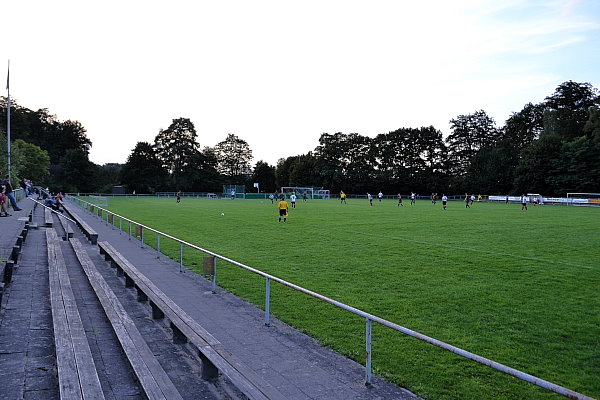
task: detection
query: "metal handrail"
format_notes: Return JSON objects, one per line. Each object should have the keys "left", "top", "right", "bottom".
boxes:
{"left": 66, "top": 195, "right": 595, "bottom": 400}
{"left": 28, "top": 197, "right": 76, "bottom": 225}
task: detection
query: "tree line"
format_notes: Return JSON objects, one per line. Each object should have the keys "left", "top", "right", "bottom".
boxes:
{"left": 2, "top": 80, "right": 598, "bottom": 195}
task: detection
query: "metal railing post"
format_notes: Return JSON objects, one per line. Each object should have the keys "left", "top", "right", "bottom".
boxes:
{"left": 211, "top": 257, "right": 217, "bottom": 293}
{"left": 265, "top": 277, "right": 271, "bottom": 326}
{"left": 179, "top": 243, "right": 183, "bottom": 273}
{"left": 157, "top": 234, "right": 161, "bottom": 258}
{"left": 366, "top": 318, "right": 372, "bottom": 385}
{"left": 119, "top": 217, "right": 122, "bottom": 234}
{"left": 128, "top": 221, "right": 132, "bottom": 240}
{"left": 141, "top": 227, "right": 144, "bottom": 248}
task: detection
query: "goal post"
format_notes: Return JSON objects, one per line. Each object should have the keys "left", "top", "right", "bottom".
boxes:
{"left": 88, "top": 195, "right": 109, "bottom": 207}
{"left": 223, "top": 185, "right": 246, "bottom": 199}
{"left": 280, "top": 186, "right": 313, "bottom": 199}
{"left": 280, "top": 186, "right": 331, "bottom": 200}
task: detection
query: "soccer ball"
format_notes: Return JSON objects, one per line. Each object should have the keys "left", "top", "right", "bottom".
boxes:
{"left": 220, "top": 212, "right": 225, "bottom": 216}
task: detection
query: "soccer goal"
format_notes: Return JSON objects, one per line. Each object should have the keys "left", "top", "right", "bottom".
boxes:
{"left": 88, "top": 195, "right": 109, "bottom": 207}
{"left": 223, "top": 185, "right": 245, "bottom": 199}
{"left": 567, "top": 193, "right": 600, "bottom": 206}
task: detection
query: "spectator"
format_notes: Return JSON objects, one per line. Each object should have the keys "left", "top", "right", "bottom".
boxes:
{"left": 45, "top": 197, "right": 63, "bottom": 213}
{"left": 1, "top": 184, "right": 10, "bottom": 217}
{"left": 2, "top": 176, "right": 22, "bottom": 211}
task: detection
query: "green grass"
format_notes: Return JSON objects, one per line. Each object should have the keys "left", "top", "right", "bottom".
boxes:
{"left": 94, "top": 196, "right": 599, "bottom": 400}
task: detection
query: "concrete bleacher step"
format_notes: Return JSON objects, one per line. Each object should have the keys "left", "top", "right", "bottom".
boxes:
{"left": 49, "top": 211, "right": 220, "bottom": 400}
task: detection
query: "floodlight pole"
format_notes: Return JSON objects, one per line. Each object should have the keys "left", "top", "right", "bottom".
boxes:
{"left": 6, "top": 59, "right": 11, "bottom": 181}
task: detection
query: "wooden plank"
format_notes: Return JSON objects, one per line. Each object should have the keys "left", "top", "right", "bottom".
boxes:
{"left": 47, "top": 229, "right": 105, "bottom": 400}
{"left": 45, "top": 208, "right": 53, "bottom": 227}
{"left": 71, "top": 238, "right": 182, "bottom": 400}
{"left": 97, "top": 241, "right": 286, "bottom": 400}
{"left": 47, "top": 231, "right": 82, "bottom": 400}
{"left": 57, "top": 213, "right": 74, "bottom": 238}
{"left": 62, "top": 202, "right": 98, "bottom": 244}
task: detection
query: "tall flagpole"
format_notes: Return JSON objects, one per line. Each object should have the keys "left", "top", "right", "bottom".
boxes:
{"left": 6, "top": 59, "right": 10, "bottom": 181}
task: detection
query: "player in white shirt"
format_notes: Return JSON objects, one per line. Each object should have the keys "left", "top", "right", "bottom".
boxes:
{"left": 290, "top": 193, "right": 297, "bottom": 208}
{"left": 442, "top": 194, "right": 448, "bottom": 210}
{"left": 367, "top": 193, "right": 373, "bottom": 207}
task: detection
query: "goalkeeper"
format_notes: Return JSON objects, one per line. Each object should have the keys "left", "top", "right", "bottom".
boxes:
{"left": 277, "top": 196, "right": 289, "bottom": 223}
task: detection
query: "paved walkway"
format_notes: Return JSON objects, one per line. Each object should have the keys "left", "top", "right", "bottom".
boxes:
{"left": 0, "top": 196, "right": 60, "bottom": 399}
{"left": 0, "top": 197, "right": 29, "bottom": 263}
{"left": 66, "top": 201, "right": 419, "bottom": 400}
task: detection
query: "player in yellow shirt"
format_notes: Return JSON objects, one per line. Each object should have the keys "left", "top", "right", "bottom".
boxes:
{"left": 278, "top": 197, "right": 289, "bottom": 223}
{"left": 340, "top": 191, "right": 347, "bottom": 204}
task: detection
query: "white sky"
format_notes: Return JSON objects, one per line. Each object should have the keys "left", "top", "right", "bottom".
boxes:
{"left": 3, "top": 0, "right": 600, "bottom": 166}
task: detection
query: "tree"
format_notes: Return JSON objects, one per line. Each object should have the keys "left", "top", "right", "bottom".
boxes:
{"left": 502, "top": 102, "right": 545, "bottom": 150}
{"left": 447, "top": 110, "right": 499, "bottom": 176}
{"left": 96, "top": 163, "right": 123, "bottom": 194}
{"left": 547, "top": 137, "right": 600, "bottom": 193}
{"left": 251, "top": 161, "right": 277, "bottom": 193}
{"left": 313, "top": 132, "right": 377, "bottom": 192}
{"left": 464, "top": 141, "right": 516, "bottom": 194}
{"left": 120, "top": 142, "right": 168, "bottom": 193}
{"left": 583, "top": 104, "right": 600, "bottom": 143}
{"left": 213, "top": 133, "right": 253, "bottom": 181}
{"left": 178, "top": 147, "right": 222, "bottom": 192}
{"left": 11, "top": 139, "right": 51, "bottom": 183}
{"left": 543, "top": 81, "right": 598, "bottom": 140}
{"left": 512, "top": 135, "right": 562, "bottom": 195}
{"left": 154, "top": 118, "right": 200, "bottom": 189}
{"left": 374, "top": 127, "right": 447, "bottom": 193}
{"left": 58, "top": 149, "right": 99, "bottom": 193}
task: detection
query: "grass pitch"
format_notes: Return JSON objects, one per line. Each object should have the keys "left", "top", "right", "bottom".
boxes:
{"left": 99, "top": 196, "right": 599, "bottom": 400}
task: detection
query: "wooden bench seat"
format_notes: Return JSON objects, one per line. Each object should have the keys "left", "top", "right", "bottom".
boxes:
{"left": 56, "top": 212, "right": 74, "bottom": 239}
{"left": 62, "top": 202, "right": 98, "bottom": 244}
{"left": 98, "top": 241, "right": 285, "bottom": 400}
{"left": 70, "top": 238, "right": 182, "bottom": 400}
{"left": 46, "top": 229, "right": 105, "bottom": 400}
{"left": 44, "top": 207, "right": 53, "bottom": 227}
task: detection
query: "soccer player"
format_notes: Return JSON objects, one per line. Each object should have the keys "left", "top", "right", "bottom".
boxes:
{"left": 290, "top": 193, "right": 297, "bottom": 208}
{"left": 397, "top": 193, "right": 403, "bottom": 207}
{"left": 442, "top": 194, "right": 448, "bottom": 210}
{"left": 464, "top": 193, "right": 470, "bottom": 208}
{"left": 470, "top": 194, "right": 475, "bottom": 206}
{"left": 278, "top": 197, "right": 289, "bottom": 222}
{"left": 378, "top": 191, "right": 383, "bottom": 203}
{"left": 521, "top": 194, "right": 528, "bottom": 211}
{"left": 176, "top": 190, "right": 181, "bottom": 203}
{"left": 269, "top": 193, "right": 275, "bottom": 204}
{"left": 302, "top": 192, "right": 307, "bottom": 201}
{"left": 367, "top": 193, "right": 373, "bottom": 207}
{"left": 410, "top": 192, "right": 416, "bottom": 205}
{"left": 340, "top": 191, "right": 347, "bottom": 204}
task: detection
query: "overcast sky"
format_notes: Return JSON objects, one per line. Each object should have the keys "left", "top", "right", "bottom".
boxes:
{"left": 3, "top": 0, "right": 600, "bottom": 166}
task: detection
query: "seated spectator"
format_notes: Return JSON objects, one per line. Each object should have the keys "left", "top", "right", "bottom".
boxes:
{"left": 45, "top": 197, "right": 63, "bottom": 213}
{"left": 0, "top": 184, "right": 10, "bottom": 217}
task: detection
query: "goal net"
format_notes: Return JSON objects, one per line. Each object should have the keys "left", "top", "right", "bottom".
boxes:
{"left": 223, "top": 185, "right": 245, "bottom": 199}
{"left": 567, "top": 193, "right": 600, "bottom": 206}
{"left": 88, "top": 195, "right": 109, "bottom": 207}
{"left": 280, "top": 187, "right": 330, "bottom": 200}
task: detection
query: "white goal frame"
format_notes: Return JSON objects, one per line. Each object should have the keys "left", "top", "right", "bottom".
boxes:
{"left": 281, "top": 186, "right": 314, "bottom": 199}
{"left": 88, "top": 195, "right": 109, "bottom": 207}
